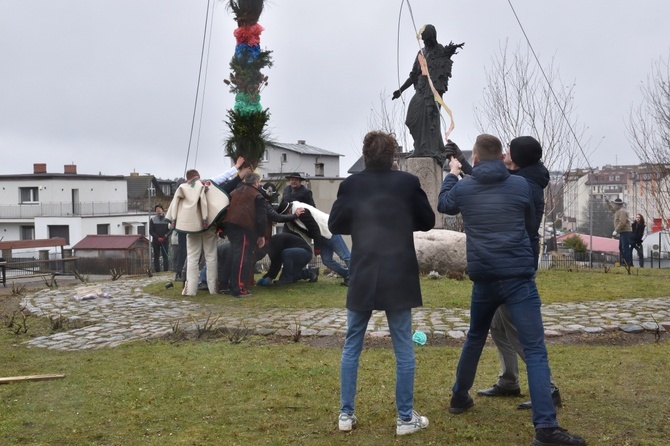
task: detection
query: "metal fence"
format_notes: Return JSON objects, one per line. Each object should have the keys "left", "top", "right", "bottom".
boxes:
{"left": 74, "top": 257, "right": 149, "bottom": 275}
{"left": 0, "top": 201, "right": 136, "bottom": 218}
{"left": 539, "top": 251, "right": 670, "bottom": 269}
{"left": 1, "top": 254, "right": 149, "bottom": 279}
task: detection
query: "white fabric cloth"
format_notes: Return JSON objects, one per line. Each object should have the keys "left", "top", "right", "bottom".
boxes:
{"left": 182, "top": 228, "right": 219, "bottom": 296}
{"left": 289, "top": 201, "right": 332, "bottom": 239}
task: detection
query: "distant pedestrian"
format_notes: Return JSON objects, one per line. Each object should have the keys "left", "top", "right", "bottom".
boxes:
{"left": 149, "top": 205, "right": 170, "bottom": 273}
{"left": 605, "top": 197, "right": 633, "bottom": 266}
{"left": 329, "top": 130, "right": 435, "bottom": 436}
{"left": 631, "top": 214, "right": 647, "bottom": 267}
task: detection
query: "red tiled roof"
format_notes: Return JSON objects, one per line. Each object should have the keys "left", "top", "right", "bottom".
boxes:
{"left": 72, "top": 235, "right": 147, "bottom": 250}
{"left": 555, "top": 233, "right": 619, "bottom": 254}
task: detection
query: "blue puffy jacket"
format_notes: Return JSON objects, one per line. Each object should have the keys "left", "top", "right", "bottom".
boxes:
{"left": 438, "top": 160, "right": 536, "bottom": 282}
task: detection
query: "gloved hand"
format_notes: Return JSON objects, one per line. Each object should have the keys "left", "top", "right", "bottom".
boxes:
{"left": 158, "top": 237, "right": 164, "bottom": 243}
{"left": 392, "top": 90, "right": 401, "bottom": 100}
{"left": 612, "top": 231, "right": 618, "bottom": 237}
{"left": 444, "top": 139, "right": 465, "bottom": 162}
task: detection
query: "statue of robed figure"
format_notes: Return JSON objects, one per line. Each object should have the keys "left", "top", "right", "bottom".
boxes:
{"left": 392, "top": 24, "right": 463, "bottom": 166}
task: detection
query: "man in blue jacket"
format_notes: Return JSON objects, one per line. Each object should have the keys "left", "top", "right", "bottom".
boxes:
{"left": 438, "top": 134, "right": 584, "bottom": 446}
{"left": 477, "top": 136, "right": 562, "bottom": 410}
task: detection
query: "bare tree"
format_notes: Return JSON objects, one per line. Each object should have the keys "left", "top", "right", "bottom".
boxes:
{"left": 474, "top": 42, "right": 588, "bottom": 249}
{"left": 626, "top": 51, "right": 670, "bottom": 225}
{"left": 475, "top": 42, "right": 586, "bottom": 172}
{"left": 367, "top": 92, "right": 410, "bottom": 154}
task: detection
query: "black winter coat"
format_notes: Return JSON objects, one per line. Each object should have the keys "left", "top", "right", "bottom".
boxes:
{"left": 510, "top": 162, "right": 550, "bottom": 265}
{"left": 328, "top": 168, "right": 435, "bottom": 311}
{"left": 438, "top": 160, "right": 536, "bottom": 282}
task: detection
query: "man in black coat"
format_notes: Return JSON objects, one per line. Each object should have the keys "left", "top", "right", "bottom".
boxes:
{"left": 282, "top": 173, "right": 316, "bottom": 207}
{"left": 329, "top": 131, "right": 434, "bottom": 435}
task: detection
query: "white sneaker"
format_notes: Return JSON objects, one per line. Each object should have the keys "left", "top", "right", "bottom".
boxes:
{"left": 338, "top": 413, "right": 357, "bottom": 431}
{"left": 396, "top": 410, "right": 429, "bottom": 435}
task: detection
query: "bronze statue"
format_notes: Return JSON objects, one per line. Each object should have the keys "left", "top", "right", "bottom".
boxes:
{"left": 392, "top": 25, "right": 463, "bottom": 166}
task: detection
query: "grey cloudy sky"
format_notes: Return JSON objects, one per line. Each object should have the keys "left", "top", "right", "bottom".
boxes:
{"left": 1, "top": 0, "right": 669, "bottom": 179}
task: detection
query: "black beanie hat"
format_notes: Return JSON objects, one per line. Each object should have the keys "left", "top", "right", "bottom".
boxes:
{"left": 509, "top": 136, "right": 542, "bottom": 168}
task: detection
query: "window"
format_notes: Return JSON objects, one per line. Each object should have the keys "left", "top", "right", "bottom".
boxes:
{"left": 147, "top": 184, "right": 156, "bottom": 197}
{"left": 615, "top": 175, "right": 620, "bottom": 181}
{"left": 315, "top": 163, "right": 324, "bottom": 177}
{"left": 20, "top": 225, "right": 35, "bottom": 240}
{"left": 19, "top": 187, "right": 39, "bottom": 203}
{"left": 281, "top": 153, "right": 287, "bottom": 163}
{"left": 137, "top": 224, "right": 146, "bottom": 236}
{"left": 97, "top": 224, "right": 110, "bottom": 235}
{"left": 48, "top": 225, "right": 70, "bottom": 245}
{"left": 262, "top": 149, "right": 269, "bottom": 162}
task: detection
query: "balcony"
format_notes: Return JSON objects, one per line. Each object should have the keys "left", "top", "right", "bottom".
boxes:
{"left": 0, "top": 201, "right": 134, "bottom": 218}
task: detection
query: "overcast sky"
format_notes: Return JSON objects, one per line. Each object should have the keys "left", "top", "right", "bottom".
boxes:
{"left": 1, "top": 0, "right": 669, "bottom": 179}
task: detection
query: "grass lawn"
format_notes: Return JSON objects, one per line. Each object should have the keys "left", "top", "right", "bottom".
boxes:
{"left": 143, "top": 267, "right": 670, "bottom": 310}
{"left": 1, "top": 267, "right": 670, "bottom": 445}
{"left": 1, "top": 336, "right": 669, "bottom": 445}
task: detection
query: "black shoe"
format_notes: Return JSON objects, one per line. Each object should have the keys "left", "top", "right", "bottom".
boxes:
{"left": 518, "top": 387, "right": 562, "bottom": 410}
{"left": 341, "top": 277, "right": 349, "bottom": 286}
{"left": 449, "top": 395, "right": 474, "bottom": 414}
{"left": 477, "top": 384, "right": 521, "bottom": 397}
{"left": 197, "top": 282, "right": 208, "bottom": 291}
{"left": 533, "top": 427, "right": 585, "bottom": 446}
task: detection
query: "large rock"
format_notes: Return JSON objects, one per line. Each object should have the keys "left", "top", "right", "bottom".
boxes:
{"left": 414, "top": 229, "right": 467, "bottom": 275}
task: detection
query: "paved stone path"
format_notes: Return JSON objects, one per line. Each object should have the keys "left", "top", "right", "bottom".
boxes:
{"left": 20, "top": 276, "right": 670, "bottom": 351}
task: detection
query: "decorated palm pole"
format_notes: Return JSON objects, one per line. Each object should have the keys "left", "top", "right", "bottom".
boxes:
{"left": 224, "top": 0, "right": 273, "bottom": 167}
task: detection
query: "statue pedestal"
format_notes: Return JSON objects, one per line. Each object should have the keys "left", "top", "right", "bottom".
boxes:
{"left": 406, "top": 157, "right": 443, "bottom": 229}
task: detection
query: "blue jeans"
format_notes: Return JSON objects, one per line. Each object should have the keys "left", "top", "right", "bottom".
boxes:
{"left": 452, "top": 278, "right": 557, "bottom": 429}
{"left": 340, "top": 309, "right": 415, "bottom": 420}
{"left": 320, "top": 234, "right": 351, "bottom": 279}
{"left": 619, "top": 232, "right": 633, "bottom": 266}
{"left": 278, "top": 248, "right": 312, "bottom": 283}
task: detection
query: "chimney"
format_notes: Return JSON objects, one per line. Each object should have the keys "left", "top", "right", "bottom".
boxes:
{"left": 33, "top": 163, "right": 47, "bottom": 174}
{"left": 64, "top": 164, "right": 77, "bottom": 174}
{"left": 297, "top": 139, "right": 306, "bottom": 145}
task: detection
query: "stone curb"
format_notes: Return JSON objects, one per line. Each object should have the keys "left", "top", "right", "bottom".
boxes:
{"left": 18, "top": 276, "right": 670, "bottom": 351}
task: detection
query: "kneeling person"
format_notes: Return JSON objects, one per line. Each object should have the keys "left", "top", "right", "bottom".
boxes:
{"left": 257, "top": 232, "right": 318, "bottom": 285}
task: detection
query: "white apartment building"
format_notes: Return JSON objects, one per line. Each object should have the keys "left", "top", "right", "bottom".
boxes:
{"left": 0, "top": 163, "right": 149, "bottom": 252}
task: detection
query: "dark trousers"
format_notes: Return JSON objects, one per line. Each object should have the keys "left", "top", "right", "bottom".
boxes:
{"left": 634, "top": 243, "right": 644, "bottom": 267}
{"left": 278, "top": 248, "right": 312, "bottom": 283}
{"left": 227, "top": 226, "right": 255, "bottom": 295}
{"left": 152, "top": 240, "right": 169, "bottom": 272}
{"left": 176, "top": 232, "right": 187, "bottom": 274}
{"left": 619, "top": 232, "right": 633, "bottom": 266}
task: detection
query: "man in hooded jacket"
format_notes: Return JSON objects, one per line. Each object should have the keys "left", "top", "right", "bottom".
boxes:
{"left": 475, "top": 136, "right": 562, "bottom": 411}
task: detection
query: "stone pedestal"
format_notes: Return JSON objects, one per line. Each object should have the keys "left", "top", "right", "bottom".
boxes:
{"left": 406, "top": 157, "right": 443, "bottom": 229}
